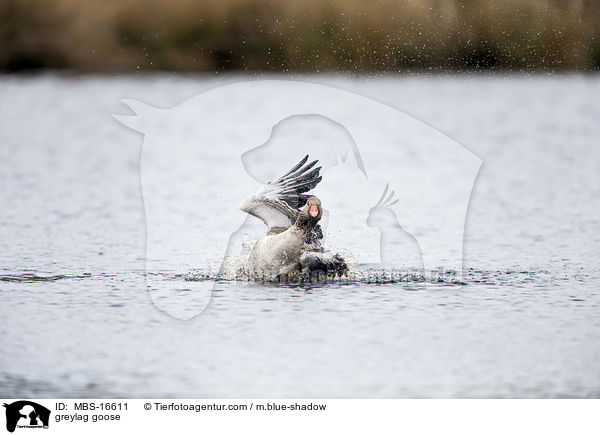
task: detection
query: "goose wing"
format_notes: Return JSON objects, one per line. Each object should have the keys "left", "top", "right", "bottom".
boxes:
{"left": 240, "top": 155, "right": 322, "bottom": 234}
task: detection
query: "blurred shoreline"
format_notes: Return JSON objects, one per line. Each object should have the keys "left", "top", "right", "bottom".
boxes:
{"left": 1, "top": 70, "right": 599, "bottom": 79}
{"left": 2, "top": 0, "right": 599, "bottom": 73}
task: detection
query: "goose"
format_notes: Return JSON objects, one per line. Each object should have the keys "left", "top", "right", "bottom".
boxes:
{"left": 240, "top": 155, "right": 348, "bottom": 281}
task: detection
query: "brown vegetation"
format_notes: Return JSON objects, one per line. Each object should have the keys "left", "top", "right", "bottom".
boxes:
{"left": 1, "top": 0, "right": 599, "bottom": 72}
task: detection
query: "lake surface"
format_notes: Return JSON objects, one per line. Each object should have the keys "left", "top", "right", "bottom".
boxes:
{"left": 1, "top": 73, "right": 599, "bottom": 398}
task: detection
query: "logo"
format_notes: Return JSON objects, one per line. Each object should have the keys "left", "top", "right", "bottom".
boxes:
{"left": 3, "top": 401, "right": 50, "bottom": 433}
{"left": 115, "top": 80, "right": 481, "bottom": 320}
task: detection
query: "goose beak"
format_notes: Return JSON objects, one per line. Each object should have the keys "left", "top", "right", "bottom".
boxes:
{"left": 309, "top": 205, "right": 319, "bottom": 217}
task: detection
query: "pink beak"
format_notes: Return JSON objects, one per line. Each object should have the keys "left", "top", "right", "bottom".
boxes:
{"left": 309, "top": 205, "right": 319, "bottom": 217}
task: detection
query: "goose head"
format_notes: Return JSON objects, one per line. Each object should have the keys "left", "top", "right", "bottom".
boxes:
{"left": 295, "top": 196, "right": 323, "bottom": 231}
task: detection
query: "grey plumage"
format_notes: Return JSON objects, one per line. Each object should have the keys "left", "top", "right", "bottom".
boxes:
{"left": 240, "top": 155, "right": 323, "bottom": 244}
{"left": 240, "top": 155, "right": 347, "bottom": 281}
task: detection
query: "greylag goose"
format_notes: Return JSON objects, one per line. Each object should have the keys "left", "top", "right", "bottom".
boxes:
{"left": 240, "top": 155, "right": 348, "bottom": 281}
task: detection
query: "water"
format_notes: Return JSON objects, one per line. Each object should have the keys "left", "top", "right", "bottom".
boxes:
{"left": 1, "top": 73, "right": 599, "bottom": 398}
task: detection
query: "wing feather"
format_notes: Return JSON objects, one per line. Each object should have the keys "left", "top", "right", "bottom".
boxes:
{"left": 240, "top": 155, "right": 323, "bottom": 232}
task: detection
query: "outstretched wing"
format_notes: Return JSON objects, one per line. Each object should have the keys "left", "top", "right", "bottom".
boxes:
{"left": 240, "top": 155, "right": 322, "bottom": 234}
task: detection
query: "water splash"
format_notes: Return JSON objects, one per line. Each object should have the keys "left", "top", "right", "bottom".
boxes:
{"left": 181, "top": 260, "right": 566, "bottom": 288}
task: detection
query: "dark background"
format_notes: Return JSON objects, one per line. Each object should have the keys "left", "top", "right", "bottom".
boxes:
{"left": 1, "top": 0, "right": 599, "bottom": 73}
